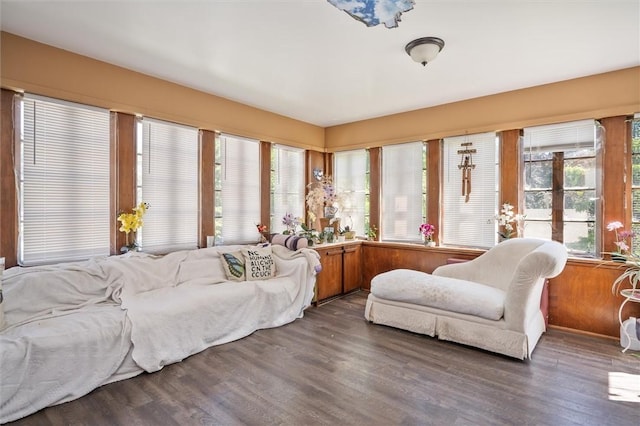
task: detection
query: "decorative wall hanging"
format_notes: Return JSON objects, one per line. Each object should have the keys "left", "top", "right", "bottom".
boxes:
{"left": 313, "top": 168, "right": 324, "bottom": 181}
{"left": 327, "top": 0, "right": 416, "bottom": 29}
{"left": 457, "top": 142, "right": 476, "bottom": 203}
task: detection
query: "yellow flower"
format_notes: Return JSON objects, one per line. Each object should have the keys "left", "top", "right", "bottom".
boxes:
{"left": 117, "top": 202, "right": 149, "bottom": 234}
{"left": 133, "top": 202, "right": 148, "bottom": 217}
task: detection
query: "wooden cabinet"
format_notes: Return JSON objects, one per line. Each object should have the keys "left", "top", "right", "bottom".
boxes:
{"left": 315, "top": 246, "right": 343, "bottom": 301}
{"left": 314, "top": 242, "right": 362, "bottom": 303}
{"left": 342, "top": 244, "right": 362, "bottom": 293}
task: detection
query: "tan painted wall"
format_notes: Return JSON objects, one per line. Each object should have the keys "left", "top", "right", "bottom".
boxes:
{"left": 2, "top": 31, "right": 638, "bottom": 153}
{"left": 326, "top": 67, "right": 640, "bottom": 151}
{"left": 0, "top": 32, "right": 325, "bottom": 150}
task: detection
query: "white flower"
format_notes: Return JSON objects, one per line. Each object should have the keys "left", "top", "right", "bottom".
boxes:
{"left": 607, "top": 221, "right": 624, "bottom": 231}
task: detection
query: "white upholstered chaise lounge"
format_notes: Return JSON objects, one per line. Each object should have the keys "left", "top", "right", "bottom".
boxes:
{"left": 364, "top": 238, "right": 568, "bottom": 359}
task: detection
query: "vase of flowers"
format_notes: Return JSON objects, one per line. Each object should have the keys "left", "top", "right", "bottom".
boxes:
{"left": 605, "top": 220, "right": 640, "bottom": 293}
{"left": 117, "top": 202, "right": 149, "bottom": 253}
{"left": 306, "top": 176, "right": 340, "bottom": 227}
{"left": 366, "top": 224, "right": 377, "bottom": 241}
{"left": 282, "top": 213, "right": 302, "bottom": 235}
{"left": 607, "top": 221, "right": 635, "bottom": 262}
{"left": 419, "top": 223, "right": 436, "bottom": 246}
{"left": 256, "top": 223, "right": 269, "bottom": 243}
{"left": 495, "top": 203, "right": 526, "bottom": 240}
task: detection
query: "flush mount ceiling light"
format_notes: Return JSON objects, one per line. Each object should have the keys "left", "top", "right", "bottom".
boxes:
{"left": 405, "top": 37, "right": 445, "bottom": 66}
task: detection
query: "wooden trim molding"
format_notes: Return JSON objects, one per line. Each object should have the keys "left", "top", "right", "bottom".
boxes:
{"left": 499, "top": 129, "right": 523, "bottom": 213}
{"left": 109, "top": 112, "right": 137, "bottom": 254}
{"left": 426, "top": 139, "right": 441, "bottom": 244}
{"left": 260, "top": 141, "right": 272, "bottom": 230}
{"left": 324, "top": 152, "right": 334, "bottom": 180}
{"left": 551, "top": 152, "right": 564, "bottom": 242}
{"left": 305, "top": 150, "right": 325, "bottom": 229}
{"left": 368, "top": 147, "right": 381, "bottom": 240}
{"left": 199, "top": 130, "right": 215, "bottom": 248}
{"left": 0, "top": 89, "right": 19, "bottom": 267}
{"left": 600, "top": 116, "right": 629, "bottom": 254}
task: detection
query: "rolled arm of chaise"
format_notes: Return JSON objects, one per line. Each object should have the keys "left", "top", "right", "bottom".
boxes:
{"left": 503, "top": 242, "right": 568, "bottom": 331}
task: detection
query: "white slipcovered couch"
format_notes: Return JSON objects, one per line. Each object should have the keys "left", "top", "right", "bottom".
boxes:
{"left": 364, "top": 238, "right": 568, "bottom": 359}
{"left": 0, "top": 245, "right": 319, "bottom": 423}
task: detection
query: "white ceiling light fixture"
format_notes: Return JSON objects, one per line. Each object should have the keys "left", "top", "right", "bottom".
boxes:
{"left": 405, "top": 37, "right": 445, "bottom": 66}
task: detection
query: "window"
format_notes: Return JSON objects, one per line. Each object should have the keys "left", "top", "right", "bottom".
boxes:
{"left": 18, "top": 94, "right": 110, "bottom": 265}
{"left": 138, "top": 118, "right": 199, "bottom": 253}
{"left": 631, "top": 114, "right": 640, "bottom": 255}
{"left": 523, "top": 119, "right": 601, "bottom": 257}
{"left": 442, "top": 132, "right": 498, "bottom": 248}
{"left": 215, "top": 133, "right": 260, "bottom": 245}
{"left": 334, "top": 149, "right": 369, "bottom": 236}
{"left": 381, "top": 142, "right": 425, "bottom": 242}
{"left": 271, "top": 145, "right": 305, "bottom": 233}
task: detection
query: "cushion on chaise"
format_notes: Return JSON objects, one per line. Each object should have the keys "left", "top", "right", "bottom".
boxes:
{"left": 371, "top": 269, "right": 506, "bottom": 321}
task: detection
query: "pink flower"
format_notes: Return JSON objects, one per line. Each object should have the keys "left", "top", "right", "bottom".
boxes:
{"left": 615, "top": 241, "right": 630, "bottom": 252}
{"left": 608, "top": 220, "right": 634, "bottom": 255}
{"left": 619, "top": 230, "right": 636, "bottom": 240}
{"left": 419, "top": 223, "right": 435, "bottom": 239}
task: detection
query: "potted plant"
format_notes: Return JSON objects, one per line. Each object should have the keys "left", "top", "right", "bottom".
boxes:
{"left": 419, "top": 222, "right": 436, "bottom": 247}
{"left": 366, "top": 224, "right": 377, "bottom": 241}
{"left": 317, "top": 231, "right": 326, "bottom": 245}
{"left": 495, "top": 203, "right": 526, "bottom": 240}
{"left": 343, "top": 225, "right": 356, "bottom": 240}
{"left": 326, "top": 231, "right": 335, "bottom": 244}
{"left": 606, "top": 221, "right": 640, "bottom": 351}
{"left": 282, "top": 212, "right": 302, "bottom": 235}
{"left": 299, "top": 223, "right": 316, "bottom": 246}
{"left": 605, "top": 221, "right": 639, "bottom": 294}
{"left": 117, "top": 202, "right": 149, "bottom": 252}
{"left": 306, "top": 176, "right": 343, "bottom": 229}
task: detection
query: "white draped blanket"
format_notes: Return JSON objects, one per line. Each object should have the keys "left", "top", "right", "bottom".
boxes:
{"left": 120, "top": 246, "right": 317, "bottom": 372}
{"left": 0, "top": 245, "right": 318, "bottom": 423}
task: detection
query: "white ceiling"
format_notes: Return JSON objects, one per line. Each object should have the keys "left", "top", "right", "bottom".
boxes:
{"left": 1, "top": 0, "right": 638, "bottom": 127}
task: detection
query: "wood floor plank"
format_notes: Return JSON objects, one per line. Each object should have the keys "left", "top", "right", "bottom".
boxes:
{"left": 6, "top": 291, "right": 640, "bottom": 425}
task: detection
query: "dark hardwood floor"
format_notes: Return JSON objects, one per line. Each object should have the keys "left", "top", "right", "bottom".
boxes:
{"left": 8, "top": 292, "right": 640, "bottom": 426}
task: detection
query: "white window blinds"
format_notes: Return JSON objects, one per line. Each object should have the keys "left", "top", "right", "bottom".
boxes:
{"left": 381, "top": 142, "right": 424, "bottom": 242}
{"left": 139, "top": 118, "right": 199, "bottom": 253}
{"left": 523, "top": 119, "right": 597, "bottom": 153}
{"left": 271, "top": 145, "right": 305, "bottom": 233}
{"left": 19, "top": 95, "right": 111, "bottom": 266}
{"left": 442, "top": 132, "right": 498, "bottom": 248}
{"left": 334, "top": 149, "right": 368, "bottom": 236}
{"left": 217, "top": 134, "right": 260, "bottom": 245}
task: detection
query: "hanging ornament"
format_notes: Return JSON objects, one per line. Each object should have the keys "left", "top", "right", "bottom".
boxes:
{"left": 457, "top": 142, "right": 476, "bottom": 203}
